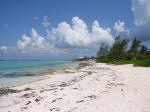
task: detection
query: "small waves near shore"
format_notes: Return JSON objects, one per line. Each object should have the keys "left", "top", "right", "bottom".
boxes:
{"left": 0, "top": 60, "right": 79, "bottom": 87}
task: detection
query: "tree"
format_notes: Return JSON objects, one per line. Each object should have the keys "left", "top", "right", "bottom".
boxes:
{"left": 140, "top": 45, "right": 148, "bottom": 55}
{"left": 108, "top": 35, "right": 128, "bottom": 59}
{"left": 108, "top": 35, "right": 120, "bottom": 59}
{"left": 119, "top": 39, "right": 129, "bottom": 58}
{"left": 96, "top": 42, "right": 109, "bottom": 58}
{"left": 128, "top": 38, "right": 141, "bottom": 59}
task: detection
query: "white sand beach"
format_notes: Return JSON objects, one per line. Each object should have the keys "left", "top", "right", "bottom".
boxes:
{"left": 0, "top": 61, "right": 150, "bottom": 112}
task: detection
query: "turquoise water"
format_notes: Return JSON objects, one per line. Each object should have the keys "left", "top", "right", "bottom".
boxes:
{"left": 0, "top": 61, "right": 79, "bottom": 87}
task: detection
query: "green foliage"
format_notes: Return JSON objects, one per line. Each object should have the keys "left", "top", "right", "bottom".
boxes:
{"left": 127, "top": 38, "right": 141, "bottom": 59}
{"left": 96, "top": 58, "right": 136, "bottom": 65}
{"left": 75, "top": 56, "right": 95, "bottom": 61}
{"left": 96, "top": 36, "right": 150, "bottom": 67}
{"left": 96, "top": 55, "right": 150, "bottom": 67}
{"left": 134, "top": 55, "right": 150, "bottom": 67}
{"left": 96, "top": 42, "right": 109, "bottom": 58}
{"left": 139, "top": 45, "right": 149, "bottom": 55}
{"left": 108, "top": 35, "right": 129, "bottom": 59}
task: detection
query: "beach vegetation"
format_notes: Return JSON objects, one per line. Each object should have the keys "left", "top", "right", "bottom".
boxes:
{"left": 96, "top": 36, "right": 150, "bottom": 67}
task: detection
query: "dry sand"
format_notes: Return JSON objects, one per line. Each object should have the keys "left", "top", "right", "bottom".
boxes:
{"left": 0, "top": 61, "right": 150, "bottom": 112}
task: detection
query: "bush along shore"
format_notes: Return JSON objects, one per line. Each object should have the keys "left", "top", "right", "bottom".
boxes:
{"left": 96, "top": 35, "right": 150, "bottom": 67}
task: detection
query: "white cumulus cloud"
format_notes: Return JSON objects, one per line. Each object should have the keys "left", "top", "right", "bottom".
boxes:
{"left": 47, "top": 17, "right": 114, "bottom": 48}
{"left": 130, "top": 0, "right": 150, "bottom": 41}
{"left": 114, "top": 20, "right": 127, "bottom": 32}
{"left": 17, "top": 28, "right": 51, "bottom": 53}
{"left": 114, "top": 0, "right": 150, "bottom": 41}
{"left": 0, "top": 46, "right": 7, "bottom": 52}
{"left": 132, "top": 0, "right": 150, "bottom": 26}
{"left": 113, "top": 20, "right": 129, "bottom": 39}
{"left": 1, "top": 17, "right": 114, "bottom": 56}
{"left": 42, "top": 16, "right": 50, "bottom": 27}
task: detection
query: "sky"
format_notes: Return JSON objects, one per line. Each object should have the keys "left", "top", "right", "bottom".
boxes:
{"left": 0, "top": 0, "right": 150, "bottom": 60}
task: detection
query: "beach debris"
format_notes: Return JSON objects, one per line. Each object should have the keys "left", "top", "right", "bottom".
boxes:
{"left": 21, "top": 107, "right": 27, "bottom": 111}
{"left": 89, "top": 95, "right": 96, "bottom": 99}
{"left": 24, "top": 87, "right": 32, "bottom": 91}
{"left": 79, "top": 62, "right": 90, "bottom": 67}
{"left": 60, "top": 88, "right": 64, "bottom": 90}
{"left": 75, "top": 61, "right": 93, "bottom": 70}
{"left": 107, "top": 82, "right": 116, "bottom": 86}
{"left": 57, "top": 71, "right": 93, "bottom": 88}
{"left": 64, "top": 69, "right": 76, "bottom": 73}
{"left": 51, "top": 99, "right": 56, "bottom": 103}
{"left": 51, "top": 98, "right": 62, "bottom": 103}
{"left": 35, "top": 96, "right": 43, "bottom": 102}
{"left": 76, "top": 100, "right": 84, "bottom": 103}
{"left": 49, "top": 84, "right": 56, "bottom": 87}
{"left": 78, "top": 70, "right": 96, "bottom": 74}
{"left": 0, "top": 88, "right": 21, "bottom": 96}
{"left": 26, "top": 101, "right": 31, "bottom": 105}
{"left": 13, "top": 100, "right": 20, "bottom": 105}
{"left": 87, "top": 71, "right": 92, "bottom": 74}
{"left": 87, "top": 95, "right": 96, "bottom": 99}
{"left": 40, "top": 88, "right": 58, "bottom": 93}
{"left": 95, "top": 79, "right": 100, "bottom": 81}
{"left": 35, "top": 98, "right": 40, "bottom": 102}
{"left": 84, "top": 95, "right": 97, "bottom": 100}
{"left": 68, "top": 107, "right": 78, "bottom": 112}
{"left": 21, "top": 93, "right": 35, "bottom": 98}
{"left": 59, "top": 82, "right": 68, "bottom": 87}
{"left": 116, "top": 83, "right": 126, "bottom": 86}
{"left": 24, "top": 73, "right": 36, "bottom": 76}
{"left": 49, "top": 108, "right": 60, "bottom": 111}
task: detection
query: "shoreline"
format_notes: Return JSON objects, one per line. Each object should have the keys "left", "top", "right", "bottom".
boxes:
{"left": 0, "top": 61, "right": 81, "bottom": 88}
{"left": 0, "top": 60, "right": 150, "bottom": 112}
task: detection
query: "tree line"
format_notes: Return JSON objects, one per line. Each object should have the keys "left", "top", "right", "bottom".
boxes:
{"left": 96, "top": 36, "right": 150, "bottom": 66}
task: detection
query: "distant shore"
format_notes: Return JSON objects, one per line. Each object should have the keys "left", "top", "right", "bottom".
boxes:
{"left": 0, "top": 60, "right": 150, "bottom": 112}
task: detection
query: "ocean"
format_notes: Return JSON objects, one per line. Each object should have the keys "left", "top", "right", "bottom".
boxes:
{"left": 0, "top": 60, "right": 79, "bottom": 87}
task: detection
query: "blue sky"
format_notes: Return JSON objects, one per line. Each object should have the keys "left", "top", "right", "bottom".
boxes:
{"left": 0, "top": 0, "right": 150, "bottom": 60}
